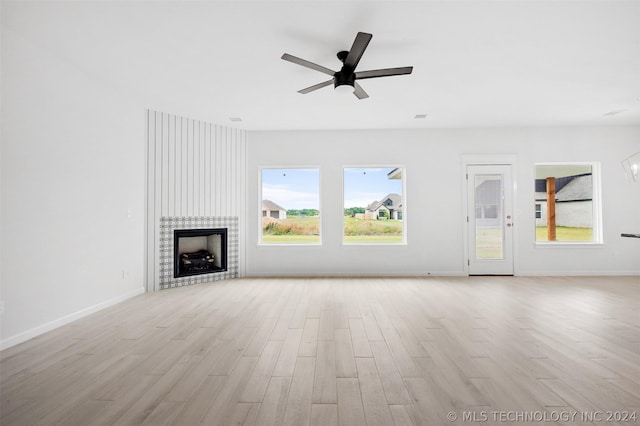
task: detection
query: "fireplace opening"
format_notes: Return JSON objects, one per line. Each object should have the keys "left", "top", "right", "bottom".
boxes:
{"left": 174, "top": 228, "right": 228, "bottom": 278}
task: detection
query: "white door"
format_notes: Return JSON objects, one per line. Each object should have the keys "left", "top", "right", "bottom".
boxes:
{"left": 466, "top": 165, "right": 514, "bottom": 275}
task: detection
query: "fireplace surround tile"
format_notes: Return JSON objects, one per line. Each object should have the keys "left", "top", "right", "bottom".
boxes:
{"left": 159, "top": 216, "right": 238, "bottom": 289}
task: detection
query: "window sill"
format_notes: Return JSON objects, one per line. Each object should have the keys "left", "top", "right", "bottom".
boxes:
{"left": 534, "top": 242, "right": 604, "bottom": 248}
{"left": 258, "top": 242, "right": 322, "bottom": 247}
{"left": 342, "top": 242, "right": 408, "bottom": 246}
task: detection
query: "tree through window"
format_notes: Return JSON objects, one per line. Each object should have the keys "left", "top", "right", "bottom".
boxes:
{"left": 534, "top": 163, "right": 601, "bottom": 243}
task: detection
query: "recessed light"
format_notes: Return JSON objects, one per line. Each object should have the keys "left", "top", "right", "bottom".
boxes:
{"left": 414, "top": 114, "right": 428, "bottom": 119}
{"left": 229, "top": 117, "right": 243, "bottom": 122}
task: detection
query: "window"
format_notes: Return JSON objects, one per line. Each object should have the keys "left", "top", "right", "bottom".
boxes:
{"left": 343, "top": 167, "right": 405, "bottom": 243}
{"left": 534, "top": 163, "right": 602, "bottom": 243}
{"left": 260, "top": 168, "right": 320, "bottom": 244}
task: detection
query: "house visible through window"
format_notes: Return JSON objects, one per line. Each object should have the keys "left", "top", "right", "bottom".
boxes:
{"left": 534, "top": 163, "right": 601, "bottom": 243}
{"left": 343, "top": 167, "right": 405, "bottom": 243}
{"left": 260, "top": 168, "right": 320, "bottom": 244}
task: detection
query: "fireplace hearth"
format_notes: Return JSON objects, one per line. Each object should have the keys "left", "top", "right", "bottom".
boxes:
{"left": 174, "top": 228, "right": 227, "bottom": 278}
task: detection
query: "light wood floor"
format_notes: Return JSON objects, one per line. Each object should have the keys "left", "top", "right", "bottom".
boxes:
{"left": 1, "top": 276, "right": 639, "bottom": 425}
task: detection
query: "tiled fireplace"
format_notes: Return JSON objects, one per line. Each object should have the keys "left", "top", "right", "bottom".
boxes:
{"left": 159, "top": 216, "right": 238, "bottom": 289}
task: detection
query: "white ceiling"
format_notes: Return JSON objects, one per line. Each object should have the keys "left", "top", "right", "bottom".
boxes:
{"left": 4, "top": 1, "right": 640, "bottom": 131}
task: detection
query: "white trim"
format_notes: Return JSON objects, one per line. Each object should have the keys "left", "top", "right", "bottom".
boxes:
{"left": 534, "top": 242, "right": 606, "bottom": 248}
{"left": 245, "top": 271, "right": 467, "bottom": 278}
{"left": 517, "top": 271, "right": 639, "bottom": 276}
{"left": 0, "top": 287, "right": 145, "bottom": 351}
{"left": 258, "top": 243, "right": 323, "bottom": 247}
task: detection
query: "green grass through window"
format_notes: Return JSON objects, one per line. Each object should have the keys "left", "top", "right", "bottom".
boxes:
{"left": 536, "top": 226, "right": 593, "bottom": 242}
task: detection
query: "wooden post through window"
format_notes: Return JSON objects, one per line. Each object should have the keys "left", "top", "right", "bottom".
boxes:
{"left": 546, "top": 177, "right": 556, "bottom": 241}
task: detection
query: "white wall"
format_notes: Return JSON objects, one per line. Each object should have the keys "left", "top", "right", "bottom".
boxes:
{"left": 247, "top": 127, "right": 640, "bottom": 276}
{"left": 1, "top": 18, "right": 145, "bottom": 348}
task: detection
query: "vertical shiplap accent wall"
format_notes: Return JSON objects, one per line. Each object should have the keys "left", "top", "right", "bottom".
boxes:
{"left": 146, "top": 110, "right": 247, "bottom": 291}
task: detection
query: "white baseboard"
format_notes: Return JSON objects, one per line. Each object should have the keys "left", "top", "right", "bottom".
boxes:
{"left": 0, "top": 286, "right": 145, "bottom": 351}
{"left": 245, "top": 270, "right": 468, "bottom": 278}
{"left": 516, "top": 270, "right": 640, "bottom": 276}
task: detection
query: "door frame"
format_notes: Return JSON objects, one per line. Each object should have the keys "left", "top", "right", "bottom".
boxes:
{"left": 461, "top": 155, "right": 519, "bottom": 276}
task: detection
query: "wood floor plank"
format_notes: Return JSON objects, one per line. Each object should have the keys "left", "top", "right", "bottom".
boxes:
{"left": 333, "top": 302, "right": 349, "bottom": 330}
{"left": 170, "top": 375, "right": 227, "bottom": 425}
{"left": 272, "top": 329, "right": 303, "bottom": 377}
{"left": 253, "top": 376, "right": 291, "bottom": 426}
{"left": 240, "top": 340, "right": 283, "bottom": 403}
{"left": 360, "top": 306, "right": 384, "bottom": 342}
{"left": 55, "top": 399, "right": 112, "bottom": 426}
{"left": 243, "top": 317, "right": 278, "bottom": 357}
{"left": 334, "top": 328, "right": 357, "bottom": 378}
{"left": 310, "top": 404, "right": 338, "bottom": 426}
{"left": 114, "top": 354, "right": 204, "bottom": 425}
{"left": 298, "top": 318, "right": 319, "bottom": 357}
{"left": 271, "top": 309, "right": 296, "bottom": 341}
{"left": 290, "top": 296, "right": 310, "bottom": 330}
{"left": 282, "top": 357, "right": 316, "bottom": 426}
{"left": 199, "top": 356, "right": 259, "bottom": 425}
{"left": 318, "top": 309, "right": 335, "bottom": 341}
{"left": 389, "top": 405, "right": 416, "bottom": 426}
{"left": 371, "top": 305, "right": 421, "bottom": 378}
{"left": 162, "top": 340, "right": 227, "bottom": 403}
{"left": 414, "top": 355, "right": 488, "bottom": 409}
{"left": 312, "top": 341, "right": 337, "bottom": 404}
{"left": 390, "top": 316, "right": 429, "bottom": 358}
{"left": 404, "top": 377, "right": 449, "bottom": 424}
{"left": 1, "top": 277, "right": 637, "bottom": 426}
{"left": 141, "top": 401, "right": 184, "bottom": 426}
{"left": 336, "top": 378, "right": 366, "bottom": 426}
{"left": 207, "top": 326, "right": 257, "bottom": 375}
{"left": 226, "top": 402, "right": 261, "bottom": 425}
{"left": 356, "top": 357, "right": 394, "bottom": 425}
{"left": 83, "top": 374, "right": 161, "bottom": 426}
{"left": 369, "top": 341, "right": 412, "bottom": 405}
{"left": 348, "top": 318, "right": 372, "bottom": 358}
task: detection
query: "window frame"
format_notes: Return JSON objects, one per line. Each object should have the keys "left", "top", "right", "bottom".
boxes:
{"left": 534, "top": 162, "right": 603, "bottom": 246}
{"left": 342, "top": 165, "right": 407, "bottom": 245}
{"left": 258, "top": 166, "right": 322, "bottom": 246}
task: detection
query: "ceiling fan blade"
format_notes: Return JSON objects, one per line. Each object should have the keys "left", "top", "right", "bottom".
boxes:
{"left": 355, "top": 66, "right": 413, "bottom": 80}
{"left": 298, "top": 79, "right": 334, "bottom": 94}
{"left": 344, "top": 32, "right": 372, "bottom": 70}
{"left": 281, "top": 53, "right": 335, "bottom": 76}
{"left": 353, "top": 82, "right": 369, "bottom": 100}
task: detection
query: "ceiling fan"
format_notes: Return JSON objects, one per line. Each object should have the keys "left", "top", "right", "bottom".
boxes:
{"left": 281, "top": 32, "right": 413, "bottom": 99}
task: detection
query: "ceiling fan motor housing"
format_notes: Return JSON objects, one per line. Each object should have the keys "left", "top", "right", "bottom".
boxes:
{"left": 334, "top": 69, "right": 356, "bottom": 89}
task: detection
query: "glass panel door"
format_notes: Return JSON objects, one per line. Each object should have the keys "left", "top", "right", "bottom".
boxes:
{"left": 474, "top": 174, "right": 504, "bottom": 259}
{"left": 467, "top": 165, "right": 514, "bottom": 275}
